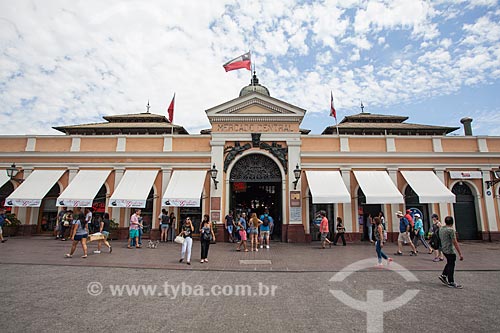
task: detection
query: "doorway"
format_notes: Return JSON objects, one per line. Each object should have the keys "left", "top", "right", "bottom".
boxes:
{"left": 229, "top": 154, "right": 282, "bottom": 241}
{"left": 452, "top": 182, "right": 479, "bottom": 240}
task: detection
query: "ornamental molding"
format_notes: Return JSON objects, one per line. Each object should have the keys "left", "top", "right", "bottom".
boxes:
{"left": 217, "top": 98, "right": 295, "bottom": 115}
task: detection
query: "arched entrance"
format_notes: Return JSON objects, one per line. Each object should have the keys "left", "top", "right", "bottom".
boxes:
{"left": 357, "top": 187, "right": 382, "bottom": 241}
{"left": 404, "top": 186, "right": 430, "bottom": 233}
{"left": 452, "top": 182, "right": 479, "bottom": 240}
{"left": 229, "top": 154, "right": 282, "bottom": 240}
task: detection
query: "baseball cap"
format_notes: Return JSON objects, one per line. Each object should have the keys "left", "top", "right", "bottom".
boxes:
{"left": 395, "top": 211, "right": 403, "bottom": 216}
{"left": 414, "top": 213, "right": 420, "bottom": 217}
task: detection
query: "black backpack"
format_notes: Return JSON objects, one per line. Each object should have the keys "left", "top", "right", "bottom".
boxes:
{"left": 263, "top": 215, "right": 270, "bottom": 227}
{"left": 430, "top": 228, "right": 442, "bottom": 249}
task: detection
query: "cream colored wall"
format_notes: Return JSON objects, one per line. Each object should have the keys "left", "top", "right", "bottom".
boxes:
{"left": 441, "top": 137, "right": 478, "bottom": 152}
{"left": 301, "top": 137, "right": 340, "bottom": 152}
{"left": 486, "top": 138, "right": 500, "bottom": 152}
{"left": 0, "top": 138, "right": 27, "bottom": 152}
{"left": 172, "top": 137, "right": 211, "bottom": 151}
{"left": 35, "top": 138, "right": 72, "bottom": 152}
{"left": 80, "top": 138, "right": 117, "bottom": 151}
{"left": 395, "top": 138, "right": 433, "bottom": 152}
{"left": 349, "top": 137, "right": 386, "bottom": 152}
{"left": 126, "top": 138, "right": 163, "bottom": 152}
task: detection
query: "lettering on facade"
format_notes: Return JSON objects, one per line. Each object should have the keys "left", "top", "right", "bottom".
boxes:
{"left": 215, "top": 123, "right": 292, "bottom": 132}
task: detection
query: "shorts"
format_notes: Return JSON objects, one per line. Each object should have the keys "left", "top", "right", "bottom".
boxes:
{"left": 239, "top": 230, "right": 247, "bottom": 241}
{"left": 101, "top": 231, "right": 109, "bottom": 239}
{"left": 261, "top": 230, "right": 270, "bottom": 237}
{"left": 250, "top": 228, "right": 258, "bottom": 235}
{"left": 161, "top": 224, "right": 169, "bottom": 230}
{"left": 398, "top": 232, "right": 410, "bottom": 243}
{"left": 129, "top": 229, "right": 139, "bottom": 239}
{"left": 227, "top": 225, "right": 233, "bottom": 234}
{"left": 321, "top": 232, "right": 329, "bottom": 241}
{"left": 74, "top": 234, "right": 88, "bottom": 241}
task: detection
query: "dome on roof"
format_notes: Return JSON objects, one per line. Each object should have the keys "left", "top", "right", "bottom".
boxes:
{"left": 239, "top": 72, "right": 270, "bottom": 97}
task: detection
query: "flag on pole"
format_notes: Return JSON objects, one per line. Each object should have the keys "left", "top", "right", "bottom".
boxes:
{"left": 223, "top": 52, "right": 251, "bottom": 72}
{"left": 330, "top": 91, "right": 337, "bottom": 119}
{"left": 168, "top": 93, "right": 175, "bottom": 123}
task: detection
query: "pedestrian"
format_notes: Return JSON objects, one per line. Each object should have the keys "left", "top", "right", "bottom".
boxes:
{"left": 319, "top": 211, "right": 332, "bottom": 249}
{"left": 0, "top": 208, "right": 12, "bottom": 243}
{"left": 130, "top": 215, "right": 144, "bottom": 247}
{"left": 430, "top": 214, "right": 445, "bottom": 262}
{"left": 236, "top": 212, "right": 248, "bottom": 252}
{"left": 375, "top": 217, "right": 393, "bottom": 266}
{"left": 259, "top": 208, "right": 273, "bottom": 249}
{"left": 55, "top": 206, "right": 67, "bottom": 240}
{"left": 84, "top": 207, "right": 93, "bottom": 233}
{"left": 225, "top": 210, "right": 235, "bottom": 243}
{"left": 248, "top": 213, "right": 262, "bottom": 252}
{"left": 94, "top": 212, "right": 112, "bottom": 254}
{"left": 412, "top": 213, "right": 432, "bottom": 253}
{"left": 64, "top": 212, "right": 88, "bottom": 258}
{"left": 58, "top": 209, "right": 72, "bottom": 241}
{"left": 179, "top": 217, "right": 194, "bottom": 265}
{"left": 199, "top": 214, "right": 215, "bottom": 263}
{"left": 127, "top": 209, "right": 142, "bottom": 249}
{"left": 159, "top": 209, "right": 170, "bottom": 242}
{"left": 405, "top": 209, "right": 415, "bottom": 244}
{"left": 394, "top": 211, "right": 418, "bottom": 256}
{"left": 333, "top": 217, "right": 347, "bottom": 246}
{"left": 169, "top": 212, "right": 176, "bottom": 242}
{"left": 379, "top": 211, "right": 387, "bottom": 243}
{"left": 438, "top": 216, "right": 464, "bottom": 289}
{"left": 367, "top": 213, "right": 374, "bottom": 243}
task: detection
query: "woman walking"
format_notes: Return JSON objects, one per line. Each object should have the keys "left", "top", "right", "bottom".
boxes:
{"left": 412, "top": 213, "right": 432, "bottom": 253}
{"left": 199, "top": 214, "right": 215, "bottom": 263}
{"left": 159, "top": 209, "right": 170, "bottom": 242}
{"left": 333, "top": 217, "right": 346, "bottom": 246}
{"left": 375, "top": 217, "right": 392, "bottom": 266}
{"left": 248, "top": 213, "right": 261, "bottom": 252}
{"left": 65, "top": 212, "right": 88, "bottom": 258}
{"left": 94, "top": 212, "right": 112, "bottom": 254}
{"left": 378, "top": 212, "right": 387, "bottom": 243}
{"left": 430, "top": 214, "right": 445, "bottom": 262}
{"left": 179, "top": 217, "right": 194, "bottom": 265}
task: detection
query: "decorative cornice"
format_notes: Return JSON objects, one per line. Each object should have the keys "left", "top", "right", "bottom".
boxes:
{"left": 210, "top": 116, "right": 303, "bottom": 122}
{"left": 216, "top": 98, "right": 295, "bottom": 115}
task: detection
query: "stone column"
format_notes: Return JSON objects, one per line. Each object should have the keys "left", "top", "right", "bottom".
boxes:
{"left": 434, "top": 169, "right": 450, "bottom": 220}
{"left": 482, "top": 168, "right": 498, "bottom": 239}
{"left": 387, "top": 168, "right": 400, "bottom": 234}
{"left": 341, "top": 168, "right": 353, "bottom": 233}
{"left": 112, "top": 168, "right": 125, "bottom": 225}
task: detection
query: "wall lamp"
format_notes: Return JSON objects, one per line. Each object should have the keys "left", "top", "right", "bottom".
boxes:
{"left": 210, "top": 164, "right": 219, "bottom": 190}
{"left": 6, "top": 163, "right": 24, "bottom": 183}
{"left": 292, "top": 164, "right": 302, "bottom": 190}
{"left": 485, "top": 166, "right": 500, "bottom": 189}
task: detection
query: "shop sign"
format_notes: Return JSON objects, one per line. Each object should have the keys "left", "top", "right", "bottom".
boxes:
{"left": 5, "top": 198, "right": 42, "bottom": 207}
{"left": 449, "top": 171, "right": 482, "bottom": 179}
{"left": 109, "top": 199, "right": 146, "bottom": 208}
{"left": 57, "top": 199, "right": 93, "bottom": 207}
{"left": 163, "top": 198, "right": 200, "bottom": 207}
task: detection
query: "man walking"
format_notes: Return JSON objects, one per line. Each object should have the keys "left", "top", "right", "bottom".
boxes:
{"left": 438, "top": 216, "right": 464, "bottom": 289}
{"left": 394, "top": 211, "right": 418, "bottom": 256}
{"left": 259, "top": 208, "right": 273, "bottom": 249}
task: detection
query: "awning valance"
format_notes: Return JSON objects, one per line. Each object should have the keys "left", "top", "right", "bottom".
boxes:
{"left": 5, "top": 170, "right": 66, "bottom": 207}
{"left": 354, "top": 171, "right": 404, "bottom": 204}
{"left": 57, "top": 170, "right": 111, "bottom": 207}
{"left": 162, "top": 170, "right": 207, "bottom": 207}
{"left": 109, "top": 170, "right": 158, "bottom": 208}
{"left": 401, "top": 171, "right": 456, "bottom": 203}
{"left": 305, "top": 171, "right": 350, "bottom": 203}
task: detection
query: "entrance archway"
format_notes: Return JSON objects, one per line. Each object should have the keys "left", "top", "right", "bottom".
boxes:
{"left": 452, "top": 182, "right": 479, "bottom": 240}
{"left": 404, "top": 186, "right": 430, "bottom": 233}
{"left": 39, "top": 183, "right": 61, "bottom": 233}
{"left": 357, "top": 187, "right": 382, "bottom": 241}
{"left": 229, "top": 154, "right": 282, "bottom": 240}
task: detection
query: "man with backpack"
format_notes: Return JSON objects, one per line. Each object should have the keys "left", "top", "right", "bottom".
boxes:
{"left": 394, "top": 211, "right": 418, "bottom": 256}
{"left": 259, "top": 208, "right": 273, "bottom": 249}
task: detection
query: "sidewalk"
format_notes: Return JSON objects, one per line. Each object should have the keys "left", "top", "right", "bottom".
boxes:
{"left": 0, "top": 236, "right": 499, "bottom": 272}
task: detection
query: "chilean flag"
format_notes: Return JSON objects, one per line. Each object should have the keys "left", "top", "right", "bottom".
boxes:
{"left": 223, "top": 52, "right": 251, "bottom": 72}
{"left": 168, "top": 93, "right": 175, "bottom": 123}
{"left": 330, "top": 91, "right": 337, "bottom": 119}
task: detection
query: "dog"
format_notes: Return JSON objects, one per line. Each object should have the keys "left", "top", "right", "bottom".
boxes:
{"left": 147, "top": 240, "right": 160, "bottom": 249}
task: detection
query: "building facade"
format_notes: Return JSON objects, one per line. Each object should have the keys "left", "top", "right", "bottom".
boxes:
{"left": 1, "top": 77, "right": 499, "bottom": 242}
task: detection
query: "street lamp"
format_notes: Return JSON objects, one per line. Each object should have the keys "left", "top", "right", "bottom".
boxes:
{"left": 6, "top": 163, "right": 23, "bottom": 183}
{"left": 210, "top": 164, "right": 219, "bottom": 190}
{"left": 292, "top": 164, "right": 302, "bottom": 190}
{"left": 485, "top": 166, "right": 500, "bottom": 189}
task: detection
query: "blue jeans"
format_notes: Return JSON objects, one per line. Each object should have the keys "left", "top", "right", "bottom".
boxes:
{"left": 130, "top": 228, "right": 143, "bottom": 246}
{"left": 376, "top": 240, "right": 388, "bottom": 264}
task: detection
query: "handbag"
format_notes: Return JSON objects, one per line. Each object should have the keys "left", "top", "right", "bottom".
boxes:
{"left": 174, "top": 235, "right": 185, "bottom": 244}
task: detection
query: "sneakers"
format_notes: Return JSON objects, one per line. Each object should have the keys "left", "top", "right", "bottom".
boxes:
{"left": 410, "top": 251, "right": 418, "bottom": 256}
{"left": 260, "top": 245, "right": 263, "bottom": 249}
{"left": 447, "top": 282, "right": 463, "bottom": 289}
{"left": 266, "top": 245, "right": 270, "bottom": 249}
{"left": 93, "top": 250, "right": 101, "bottom": 254}
{"left": 64, "top": 253, "right": 72, "bottom": 258}
{"left": 394, "top": 251, "right": 403, "bottom": 256}
{"left": 438, "top": 275, "right": 448, "bottom": 285}
{"left": 387, "top": 258, "right": 393, "bottom": 264}
{"left": 433, "top": 258, "right": 440, "bottom": 262}
{"left": 179, "top": 258, "right": 184, "bottom": 263}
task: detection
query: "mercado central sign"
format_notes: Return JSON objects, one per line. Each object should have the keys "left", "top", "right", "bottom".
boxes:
{"left": 213, "top": 122, "right": 298, "bottom": 133}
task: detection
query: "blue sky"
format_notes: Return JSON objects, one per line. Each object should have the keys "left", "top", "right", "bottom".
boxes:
{"left": 1, "top": 0, "right": 499, "bottom": 136}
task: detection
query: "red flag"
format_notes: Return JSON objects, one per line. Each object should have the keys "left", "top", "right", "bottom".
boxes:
{"left": 168, "top": 94, "right": 175, "bottom": 123}
{"left": 330, "top": 91, "right": 337, "bottom": 119}
{"left": 223, "top": 52, "right": 251, "bottom": 72}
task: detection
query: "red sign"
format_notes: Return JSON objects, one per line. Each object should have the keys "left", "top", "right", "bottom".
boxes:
{"left": 92, "top": 202, "right": 106, "bottom": 213}
{"left": 233, "top": 182, "right": 247, "bottom": 192}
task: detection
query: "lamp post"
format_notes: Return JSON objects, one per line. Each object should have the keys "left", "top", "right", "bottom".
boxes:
{"left": 292, "top": 164, "right": 302, "bottom": 190}
{"left": 210, "top": 164, "right": 219, "bottom": 190}
{"left": 485, "top": 166, "right": 500, "bottom": 189}
{"left": 6, "top": 163, "right": 23, "bottom": 183}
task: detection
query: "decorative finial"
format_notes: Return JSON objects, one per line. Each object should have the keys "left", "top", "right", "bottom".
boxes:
{"left": 146, "top": 100, "right": 151, "bottom": 113}
{"left": 251, "top": 71, "right": 259, "bottom": 86}
{"left": 360, "top": 101, "right": 364, "bottom": 113}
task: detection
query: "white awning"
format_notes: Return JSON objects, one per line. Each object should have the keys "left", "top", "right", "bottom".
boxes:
{"left": 354, "top": 171, "right": 404, "bottom": 204}
{"left": 109, "top": 170, "right": 158, "bottom": 208}
{"left": 162, "top": 170, "right": 207, "bottom": 207}
{"left": 57, "top": 170, "right": 111, "bottom": 207}
{"left": 0, "top": 172, "right": 10, "bottom": 188}
{"left": 305, "top": 171, "right": 350, "bottom": 203}
{"left": 401, "top": 171, "right": 456, "bottom": 203}
{"left": 5, "top": 170, "right": 66, "bottom": 207}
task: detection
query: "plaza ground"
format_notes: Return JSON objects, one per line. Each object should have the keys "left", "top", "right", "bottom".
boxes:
{"left": 1, "top": 237, "right": 499, "bottom": 332}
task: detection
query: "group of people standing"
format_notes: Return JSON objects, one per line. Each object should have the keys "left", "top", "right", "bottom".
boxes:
{"left": 225, "top": 209, "right": 273, "bottom": 252}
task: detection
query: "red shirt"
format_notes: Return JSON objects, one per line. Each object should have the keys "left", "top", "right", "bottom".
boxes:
{"left": 320, "top": 217, "right": 329, "bottom": 233}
